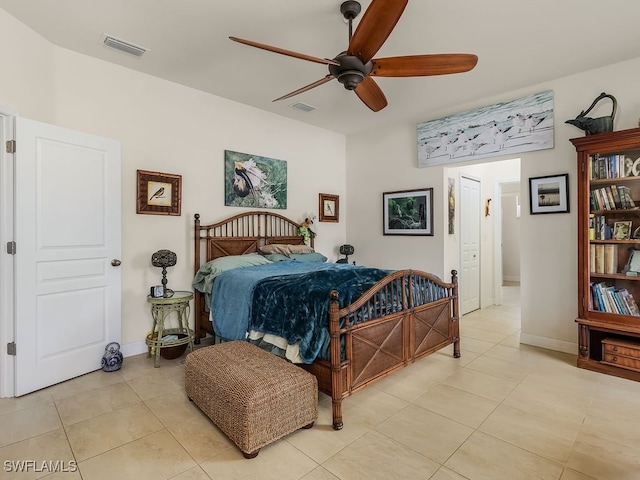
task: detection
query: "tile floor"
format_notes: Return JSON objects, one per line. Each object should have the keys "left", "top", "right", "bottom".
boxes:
{"left": 2, "top": 285, "right": 640, "bottom": 479}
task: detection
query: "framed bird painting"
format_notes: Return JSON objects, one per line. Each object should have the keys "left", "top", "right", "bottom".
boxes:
{"left": 136, "top": 170, "right": 182, "bottom": 216}
{"left": 224, "top": 150, "right": 287, "bottom": 209}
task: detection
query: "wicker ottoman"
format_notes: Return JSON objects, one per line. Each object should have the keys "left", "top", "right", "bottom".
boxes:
{"left": 185, "top": 341, "right": 318, "bottom": 458}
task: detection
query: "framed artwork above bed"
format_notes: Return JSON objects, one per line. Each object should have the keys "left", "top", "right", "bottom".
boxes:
{"left": 319, "top": 193, "right": 339, "bottom": 222}
{"left": 224, "top": 150, "right": 287, "bottom": 209}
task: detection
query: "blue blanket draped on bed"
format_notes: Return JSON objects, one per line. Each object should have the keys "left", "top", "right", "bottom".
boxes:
{"left": 210, "top": 261, "right": 391, "bottom": 363}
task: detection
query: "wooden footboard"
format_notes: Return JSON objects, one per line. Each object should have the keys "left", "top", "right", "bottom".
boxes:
{"left": 193, "top": 212, "right": 460, "bottom": 431}
{"left": 303, "top": 269, "right": 459, "bottom": 430}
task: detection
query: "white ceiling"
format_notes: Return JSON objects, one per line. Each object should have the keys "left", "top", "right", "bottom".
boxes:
{"left": 1, "top": 0, "right": 640, "bottom": 135}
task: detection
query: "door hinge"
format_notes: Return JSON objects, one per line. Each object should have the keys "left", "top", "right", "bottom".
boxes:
{"left": 6, "top": 241, "right": 16, "bottom": 255}
{"left": 5, "top": 140, "right": 15, "bottom": 154}
{"left": 7, "top": 342, "right": 16, "bottom": 356}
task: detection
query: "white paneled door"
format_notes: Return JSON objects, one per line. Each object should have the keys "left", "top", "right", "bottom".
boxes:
{"left": 14, "top": 118, "right": 121, "bottom": 396}
{"left": 460, "top": 175, "right": 481, "bottom": 315}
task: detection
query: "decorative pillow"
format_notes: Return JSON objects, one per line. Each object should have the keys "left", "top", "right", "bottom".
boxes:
{"left": 193, "top": 253, "right": 272, "bottom": 292}
{"left": 261, "top": 253, "right": 292, "bottom": 262}
{"left": 287, "top": 244, "right": 315, "bottom": 254}
{"left": 289, "top": 252, "right": 328, "bottom": 263}
{"left": 258, "top": 244, "right": 293, "bottom": 256}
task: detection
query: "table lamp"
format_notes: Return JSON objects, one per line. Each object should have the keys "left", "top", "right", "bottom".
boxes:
{"left": 151, "top": 249, "right": 177, "bottom": 297}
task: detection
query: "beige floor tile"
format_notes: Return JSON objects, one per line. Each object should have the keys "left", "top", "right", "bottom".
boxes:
{"left": 429, "top": 467, "right": 470, "bottom": 480}
{"left": 375, "top": 404, "right": 473, "bottom": 464}
{"left": 65, "top": 403, "right": 164, "bottom": 461}
{"left": 501, "top": 380, "right": 588, "bottom": 424}
{"left": 126, "top": 369, "right": 184, "bottom": 400}
{"left": 478, "top": 404, "right": 581, "bottom": 463}
{"left": 286, "top": 398, "right": 369, "bottom": 464}
{"left": 168, "top": 466, "right": 213, "bottom": 480}
{"left": 457, "top": 324, "right": 509, "bottom": 344}
{"left": 464, "top": 354, "right": 533, "bottom": 383}
{"left": 145, "top": 391, "right": 235, "bottom": 463}
{"left": 199, "top": 439, "right": 317, "bottom": 480}
{"left": 46, "top": 369, "right": 124, "bottom": 401}
{"left": 445, "top": 431, "right": 563, "bottom": 480}
{"left": 457, "top": 336, "right": 496, "bottom": 354}
{"left": 370, "top": 361, "right": 451, "bottom": 402}
{"left": 340, "top": 385, "right": 408, "bottom": 429}
{"left": 300, "top": 466, "right": 341, "bottom": 480}
{"left": 567, "top": 430, "right": 640, "bottom": 480}
{"left": 441, "top": 368, "right": 518, "bottom": 403}
{"left": 0, "top": 402, "right": 61, "bottom": 447}
{"left": 0, "top": 429, "right": 75, "bottom": 480}
{"left": 77, "top": 430, "right": 196, "bottom": 480}
{"left": 323, "top": 430, "right": 440, "bottom": 480}
{"left": 56, "top": 381, "right": 140, "bottom": 426}
{"left": 0, "top": 389, "right": 54, "bottom": 416}
{"left": 560, "top": 469, "right": 598, "bottom": 480}
{"left": 413, "top": 384, "right": 499, "bottom": 428}
{"left": 41, "top": 471, "right": 82, "bottom": 480}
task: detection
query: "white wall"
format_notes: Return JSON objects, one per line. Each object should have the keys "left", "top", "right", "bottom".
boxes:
{"left": 347, "top": 56, "right": 640, "bottom": 354}
{"left": 501, "top": 182, "right": 521, "bottom": 283}
{"left": 0, "top": 10, "right": 347, "bottom": 355}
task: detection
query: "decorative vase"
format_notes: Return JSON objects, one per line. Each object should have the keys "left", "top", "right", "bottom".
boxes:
{"left": 102, "top": 342, "right": 123, "bottom": 372}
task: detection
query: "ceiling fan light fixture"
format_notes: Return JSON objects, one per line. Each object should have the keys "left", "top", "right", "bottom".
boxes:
{"left": 337, "top": 70, "right": 364, "bottom": 90}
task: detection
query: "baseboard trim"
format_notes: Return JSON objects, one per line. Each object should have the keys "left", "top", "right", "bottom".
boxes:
{"left": 120, "top": 340, "right": 148, "bottom": 358}
{"left": 520, "top": 333, "right": 577, "bottom": 355}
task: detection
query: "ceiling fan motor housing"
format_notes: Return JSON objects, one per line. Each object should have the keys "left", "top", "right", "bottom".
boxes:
{"left": 329, "top": 52, "right": 373, "bottom": 90}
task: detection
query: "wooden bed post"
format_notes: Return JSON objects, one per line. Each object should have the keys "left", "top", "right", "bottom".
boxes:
{"left": 451, "top": 269, "right": 461, "bottom": 358}
{"left": 193, "top": 214, "right": 202, "bottom": 344}
{"left": 328, "top": 290, "right": 343, "bottom": 430}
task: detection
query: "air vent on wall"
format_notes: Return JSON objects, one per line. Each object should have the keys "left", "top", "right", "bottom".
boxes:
{"left": 100, "top": 34, "right": 147, "bottom": 57}
{"left": 290, "top": 102, "right": 316, "bottom": 113}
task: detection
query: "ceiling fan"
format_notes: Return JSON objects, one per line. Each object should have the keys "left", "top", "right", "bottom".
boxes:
{"left": 229, "top": 0, "right": 478, "bottom": 112}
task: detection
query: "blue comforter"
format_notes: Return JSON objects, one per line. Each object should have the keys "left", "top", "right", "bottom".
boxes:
{"left": 211, "top": 261, "right": 391, "bottom": 363}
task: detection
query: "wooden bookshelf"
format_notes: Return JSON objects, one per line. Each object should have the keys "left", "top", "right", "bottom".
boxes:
{"left": 573, "top": 127, "right": 640, "bottom": 381}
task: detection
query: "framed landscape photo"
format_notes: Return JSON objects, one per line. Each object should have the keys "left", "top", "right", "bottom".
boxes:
{"left": 383, "top": 188, "right": 433, "bottom": 235}
{"left": 319, "top": 193, "right": 339, "bottom": 222}
{"left": 529, "top": 173, "right": 569, "bottom": 215}
{"left": 136, "top": 170, "right": 182, "bottom": 216}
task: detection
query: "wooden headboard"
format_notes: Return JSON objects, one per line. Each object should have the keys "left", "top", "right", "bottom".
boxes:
{"left": 192, "top": 211, "right": 314, "bottom": 341}
{"left": 194, "top": 211, "right": 314, "bottom": 268}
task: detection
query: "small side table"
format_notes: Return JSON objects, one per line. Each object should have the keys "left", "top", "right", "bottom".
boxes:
{"left": 146, "top": 290, "right": 194, "bottom": 367}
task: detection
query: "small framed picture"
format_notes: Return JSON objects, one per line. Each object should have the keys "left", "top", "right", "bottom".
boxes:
{"left": 529, "top": 173, "right": 569, "bottom": 214}
{"left": 383, "top": 188, "right": 433, "bottom": 235}
{"left": 137, "top": 170, "right": 182, "bottom": 215}
{"left": 613, "top": 221, "right": 633, "bottom": 240}
{"left": 319, "top": 193, "right": 339, "bottom": 222}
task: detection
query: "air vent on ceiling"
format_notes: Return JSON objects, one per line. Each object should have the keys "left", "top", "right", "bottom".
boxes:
{"left": 290, "top": 102, "right": 316, "bottom": 113}
{"left": 100, "top": 34, "right": 147, "bottom": 57}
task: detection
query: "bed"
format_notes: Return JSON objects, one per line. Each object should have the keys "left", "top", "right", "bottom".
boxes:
{"left": 192, "top": 211, "right": 460, "bottom": 429}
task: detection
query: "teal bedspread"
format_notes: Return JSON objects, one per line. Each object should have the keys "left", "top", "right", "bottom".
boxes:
{"left": 210, "top": 261, "right": 390, "bottom": 363}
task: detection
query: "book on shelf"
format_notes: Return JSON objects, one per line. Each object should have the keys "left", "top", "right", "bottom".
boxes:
{"left": 604, "top": 244, "right": 618, "bottom": 274}
{"left": 590, "top": 282, "right": 640, "bottom": 316}
{"left": 594, "top": 244, "right": 605, "bottom": 273}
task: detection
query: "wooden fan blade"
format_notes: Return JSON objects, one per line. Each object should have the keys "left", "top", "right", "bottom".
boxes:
{"left": 371, "top": 54, "right": 478, "bottom": 77}
{"left": 230, "top": 36, "right": 339, "bottom": 66}
{"left": 354, "top": 77, "right": 388, "bottom": 112}
{"left": 273, "top": 75, "right": 335, "bottom": 102}
{"left": 348, "top": 0, "right": 408, "bottom": 63}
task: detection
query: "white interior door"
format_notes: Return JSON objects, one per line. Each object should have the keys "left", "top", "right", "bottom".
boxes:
{"left": 14, "top": 117, "right": 121, "bottom": 396}
{"left": 460, "top": 175, "right": 481, "bottom": 314}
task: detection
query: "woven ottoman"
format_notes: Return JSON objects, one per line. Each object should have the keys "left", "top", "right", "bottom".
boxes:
{"left": 185, "top": 341, "right": 318, "bottom": 458}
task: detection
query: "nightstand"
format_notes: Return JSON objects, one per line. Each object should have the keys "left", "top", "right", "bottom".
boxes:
{"left": 145, "top": 290, "right": 194, "bottom": 367}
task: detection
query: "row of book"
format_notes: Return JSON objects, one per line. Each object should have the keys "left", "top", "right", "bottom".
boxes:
{"left": 589, "top": 154, "right": 635, "bottom": 180}
{"left": 590, "top": 185, "right": 636, "bottom": 211}
{"left": 591, "top": 282, "right": 640, "bottom": 316}
{"left": 589, "top": 214, "right": 615, "bottom": 240}
{"left": 590, "top": 243, "right": 618, "bottom": 274}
